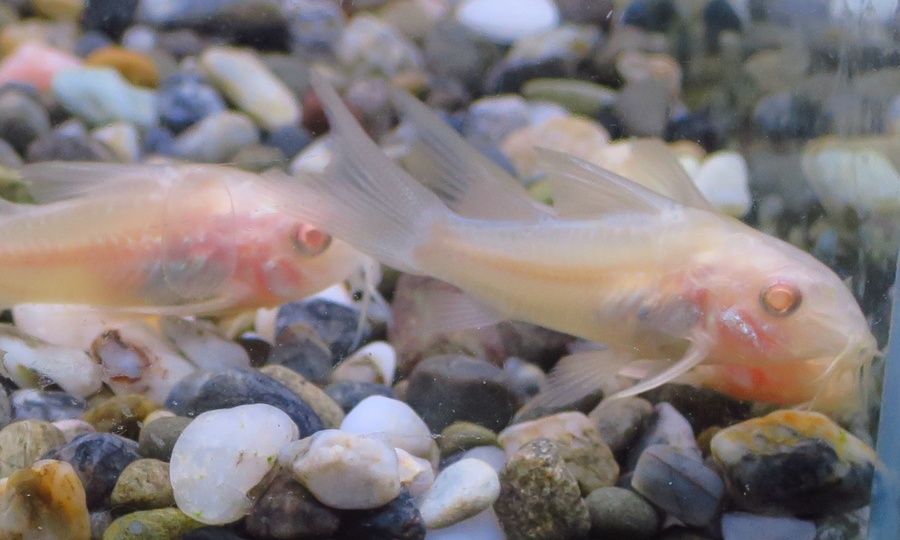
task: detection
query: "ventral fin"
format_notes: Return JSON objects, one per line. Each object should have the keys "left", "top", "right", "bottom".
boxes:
{"left": 528, "top": 349, "right": 637, "bottom": 410}
{"left": 392, "top": 89, "right": 550, "bottom": 221}
{"left": 535, "top": 147, "right": 680, "bottom": 218}
{"left": 419, "top": 283, "right": 506, "bottom": 334}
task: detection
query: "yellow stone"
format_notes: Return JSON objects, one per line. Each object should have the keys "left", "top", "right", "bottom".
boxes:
{"left": 0, "top": 459, "right": 91, "bottom": 540}
{"left": 33, "top": 0, "right": 84, "bottom": 20}
{"left": 85, "top": 47, "right": 160, "bottom": 88}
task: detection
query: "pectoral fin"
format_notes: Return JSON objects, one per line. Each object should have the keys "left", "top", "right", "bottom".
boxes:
{"left": 603, "top": 333, "right": 712, "bottom": 401}
{"left": 524, "top": 348, "right": 637, "bottom": 412}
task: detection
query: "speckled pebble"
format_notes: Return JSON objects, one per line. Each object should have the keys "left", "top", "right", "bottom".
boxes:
{"left": 494, "top": 438, "right": 590, "bottom": 540}
{"left": 42, "top": 432, "right": 141, "bottom": 509}
{"left": 0, "top": 419, "right": 66, "bottom": 478}
{"left": 499, "top": 411, "right": 619, "bottom": 495}
{"left": 170, "top": 404, "right": 298, "bottom": 524}
{"left": 337, "top": 13, "right": 424, "bottom": 78}
{"left": 109, "top": 458, "right": 174, "bottom": 511}
{"left": 418, "top": 458, "right": 500, "bottom": 529}
{"left": 0, "top": 459, "right": 91, "bottom": 539}
{"left": 102, "top": 508, "right": 204, "bottom": 540}
{"left": 137, "top": 415, "right": 192, "bottom": 462}
{"left": 281, "top": 429, "right": 401, "bottom": 509}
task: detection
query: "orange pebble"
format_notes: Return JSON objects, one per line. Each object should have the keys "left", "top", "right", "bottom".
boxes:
{"left": 85, "top": 46, "right": 159, "bottom": 88}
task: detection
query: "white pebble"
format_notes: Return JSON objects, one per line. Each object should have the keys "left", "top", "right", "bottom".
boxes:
{"left": 396, "top": 448, "right": 435, "bottom": 497}
{"left": 159, "top": 317, "right": 250, "bottom": 371}
{"left": 91, "top": 321, "right": 196, "bottom": 405}
{"left": 418, "top": 459, "right": 501, "bottom": 530}
{"left": 456, "top": 0, "right": 560, "bottom": 44}
{"left": 341, "top": 395, "right": 436, "bottom": 460}
{"left": 0, "top": 324, "right": 102, "bottom": 399}
{"left": 281, "top": 429, "right": 401, "bottom": 509}
{"left": 52, "top": 419, "right": 96, "bottom": 443}
{"left": 332, "top": 341, "right": 397, "bottom": 385}
{"left": 692, "top": 151, "right": 752, "bottom": 218}
{"left": 12, "top": 304, "right": 128, "bottom": 350}
{"left": 456, "top": 445, "right": 508, "bottom": 473}
{"left": 425, "top": 508, "right": 506, "bottom": 540}
{"left": 170, "top": 404, "right": 298, "bottom": 524}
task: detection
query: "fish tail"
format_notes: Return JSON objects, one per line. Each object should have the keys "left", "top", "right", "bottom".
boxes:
{"left": 270, "top": 69, "right": 453, "bottom": 273}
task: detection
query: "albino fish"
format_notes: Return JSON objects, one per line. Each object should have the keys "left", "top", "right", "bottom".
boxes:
{"left": 0, "top": 162, "right": 372, "bottom": 316}
{"left": 265, "top": 69, "right": 877, "bottom": 411}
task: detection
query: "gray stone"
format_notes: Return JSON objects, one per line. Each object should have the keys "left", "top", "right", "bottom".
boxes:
{"left": 246, "top": 470, "right": 341, "bottom": 539}
{"left": 405, "top": 354, "right": 520, "bottom": 433}
{"left": 631, "top": 444, "right": 724, "bottom": 526}
{"left": 589, "top": 397, "right": 653, "bottom": 459}
{"left": 585, "top": 487, "right": 660, "bottom": 540}
{"left": 721, "top": 512, "right": 816, "bottom": 540}
{"left": 0, "top": 90, "right": 50, "bottom": 154}
{"left": 137, "top": 415, "right": 192, "bottom": 462}
{"left": 169, "top": 111, "right": 259, "bottom": 163}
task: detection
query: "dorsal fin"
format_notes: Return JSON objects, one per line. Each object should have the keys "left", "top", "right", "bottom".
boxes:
{"left": 594, "top": 139, "right": 715, "bottom": 211}
{"left": 391, "top": 89, "right": 550, "bottom": 221}
{"left": 20, "top": 162, "right": 179, "bottom": 203}
{"left": 535, "top": 147, "right": 681, "bottom": 218}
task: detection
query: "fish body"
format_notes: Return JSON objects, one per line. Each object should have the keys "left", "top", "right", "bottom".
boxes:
{"left": 271, "top": 69, "right": 876, "bottom": 410}
{"left": 3, "top": 163, "right": 369, "bottom": 315}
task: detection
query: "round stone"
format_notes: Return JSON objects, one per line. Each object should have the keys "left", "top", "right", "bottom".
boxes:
{"left": 0, "top": 420, "right": 66, "bottom": 478}
{"left": 109, "top": 458, "right": 174, "bottom": 511}
{"left": 0, "top": 459, "right": 90, "bottom": 539}
{"left": 245, "top": 470, "right": 341, "bottom": 539}
{"left": 42, "top": 433, "right": 141, "bottom": 510}
{"left": 137, "top": 415, "right": 192, "bottom": 462}
{"left": 341, "top": 395, "right": 435, "bottom": 460}
{"left": 417, "top": 458, "right": 500, "bottom": 529}
{"left": 280, "top": 429, "right": 401, "bottom": 510}
{"left": 585, "top": 487, "right": 660, "bottom": 540}
{"left": 170, "top": 404, "right": 299, "bottom": 525}
{"left": 457, "top": 0, "right": 560, "bottom": 44}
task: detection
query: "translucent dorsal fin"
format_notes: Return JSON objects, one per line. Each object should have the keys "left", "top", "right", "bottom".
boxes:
{"left": 535, "top": 147, "right": 681, "bottom": 217}
{"left": 608, "top": 140, "right": 715, "bottom": 211}
{"left": 20, "top": 162, "right": 177, "bottom": 203}
{"left": 391, "top": 89, "right": 550, "bottom": 221}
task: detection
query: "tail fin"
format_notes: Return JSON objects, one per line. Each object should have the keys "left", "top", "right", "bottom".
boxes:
{"left": 266, "top": 68, "right": 452, "bottom": 273}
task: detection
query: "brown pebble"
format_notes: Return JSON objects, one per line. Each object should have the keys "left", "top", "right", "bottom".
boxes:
{"left": 85, "top": 47, "right": 160, "bottom": 88}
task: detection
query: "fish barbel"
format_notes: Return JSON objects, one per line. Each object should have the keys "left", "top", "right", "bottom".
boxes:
{"left": 265, "top": 69, "right": 877, "bottom": 411}
{"left": 0, "top": 162, "right": 372, "bottom": 316}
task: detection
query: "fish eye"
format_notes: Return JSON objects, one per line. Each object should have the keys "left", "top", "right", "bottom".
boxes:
{"left": 292, "top": 224, "right": 332, "bottom": 256}
{"left": 760, "top": 281, "right": 802, "bottom": 317}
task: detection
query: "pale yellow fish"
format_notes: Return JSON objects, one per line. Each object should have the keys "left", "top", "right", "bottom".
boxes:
{"left": 1, "top": 162, "right": 371, "bottom": 316}
{"left": 265, "top": 69, "right": 876, "bottom": 411}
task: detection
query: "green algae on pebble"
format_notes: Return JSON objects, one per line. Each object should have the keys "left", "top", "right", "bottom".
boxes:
{"left": 102, "top": 508, "right": 205, "bottom": 540}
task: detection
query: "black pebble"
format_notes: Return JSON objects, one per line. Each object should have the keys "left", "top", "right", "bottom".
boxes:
{"left": 164, "top": 368, "right": 325, "bottom": 437}
{"left": 82, "top": 0, "right": 139, "bottom": 40}
{"left": 42, "top": 433, "right": 141, "bottom": 510}
{"left": 337, "top": 491, "right": 426, "bottom": 540}
{"left": 325, "top": 381, "right": 397, "bottom": 413}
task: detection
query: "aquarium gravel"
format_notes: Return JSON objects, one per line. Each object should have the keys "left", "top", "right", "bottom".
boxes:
{"left": 0, "top": 1, "right": 895, "bottom": 539}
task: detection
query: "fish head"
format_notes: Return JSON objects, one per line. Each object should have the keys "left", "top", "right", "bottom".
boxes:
{"left": 693, "top": 222, "right": 876, "bottom": 376}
